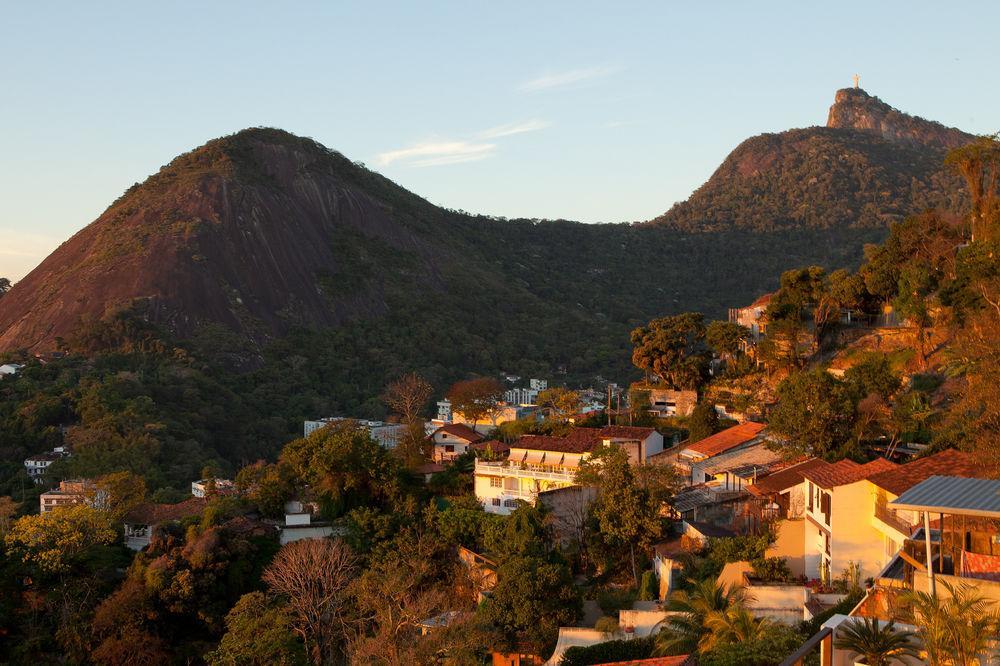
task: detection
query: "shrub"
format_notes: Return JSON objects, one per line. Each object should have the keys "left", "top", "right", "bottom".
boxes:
{"left": 597, "top": 587, "right": 637, "bottom": 615}
{"left": 593, "top": 616, "right": 620, "bottom": 635}
{"left": 559, "top": 636, "right": 655, "bottom": 666}
{"left": 750, "top": 556, "right": 792, "bottom": 582}
{"left": 638, "top": 570, "right": 659, "bottom": 601}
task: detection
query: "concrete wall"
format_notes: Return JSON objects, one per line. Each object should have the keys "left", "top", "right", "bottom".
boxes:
{"left": 766, "top": 518, "right": 806, "bottom": 577}
{"left": 536, "top": 485, "right": 595, "bottom": 545}
{"left": 745, "top": 584, "right": 808, "bottom": 625}
{"left": 618, "top": 609, "right": 669, "bottom": 637}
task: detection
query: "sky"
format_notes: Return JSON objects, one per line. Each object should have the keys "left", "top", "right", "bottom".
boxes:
{"left": 1, "top": 1, "right": 999, "bottom": 280}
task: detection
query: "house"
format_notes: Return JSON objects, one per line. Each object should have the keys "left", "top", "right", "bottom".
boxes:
{"left": 191, "top": 477, "right": 235, "bottom": 497}
{"left": 303, "top": 417, "right": 406, "bottom": 448}
{"left": 430, "top": 423, "right": 484, "bottom": 462}
{"left": 39, "top": 479, "right": 90, "bottom": 513}
{"left": 123, "top": 498, "right": 208, "bottom": 550}
{"left": 800, "top": 449, "right": 979, "bottom": 582}
{"left": 674, "top": 421, "right": 768, "bottom": 484}
{"left": 453, "top": 404, "right": 538, "bottom": 433}
{"left": 23, "top": 451, "right": 64, "bottom": 484}
{"left": 413, "top": 461, "right": 447, "bottom": 483}
{"left": 728, "top": 292, "right": 773, "bottom": 343}
{"left": 747, "top": 458, "right": 828, "bottom": 520}
{"left": 279, "top": 499, "right": 335, "bottom": 544}
{"left": 0, "top": 363, "right": 24, "bottom": 377}
{"left": 804, "top": 475, "right": 1000, "bottom": 666}
{"left": 474, "top": 426, "right": 664, "bottom": 515}
{"left": 641, "top": 385, "right": 698, "bottom": 418}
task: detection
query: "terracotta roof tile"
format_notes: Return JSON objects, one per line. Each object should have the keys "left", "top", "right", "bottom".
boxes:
{"left": 748, "top": 458, "right": 827, "bottom": 496}
{"left": 867, "top": 449, "right": 979, "bottom": 496}
{"left": 435, "top": 423, "right": 484, "bottom": 443}
{"left": 511, "top": 432, "right": 601, "bottom": 454}
{"left": 599, "top": 426, "right": 656, "bottom": 439}
{"left": 470, "top": 439, "right": 510, "bottom": 455}
{"left": 594, "top": 657, "right": 692, "bottom": 666}
{"left": 685, "top": 422, "right": 766, "bottom": 457}
{"left": 801, "top": 458, "right": 896, "bottom": 489}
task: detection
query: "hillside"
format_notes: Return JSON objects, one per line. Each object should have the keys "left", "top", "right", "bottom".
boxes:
{"left": 0, "top": 130, "right": 879, "bottom": 368}
{"left": 651, "top": 88, "right": 971, "bottom": 231}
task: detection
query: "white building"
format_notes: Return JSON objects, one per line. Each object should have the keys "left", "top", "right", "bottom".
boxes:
{"left": 430, "top": 423, "right": 485, "bottom": 462}
{"left": 529, "top": 378, "right": 548, "bottom": 391}
{"left": 474, "top": 425, "right": 664, "bottom": 515}
{"left": 436, "top": 399, "right": 452, "bottom": 422}
{"left": 279, "top": 500, "right": 336, "bottom": 544}
{"left": 0, "top": 363, "right": 24, "bottom": 377}
{"left": 303, "top": 417, "right": 406, "bottom": 449}
{"left": 191, "top": 478, "right": 235, "bottom": 497}
{"left": 24, "top": 451, "right": 64, "bottom": 484}
{"left": 39, "top": 479, "right": 91, "bottom": 513}
{"left": 503, "top": 387, "right": 540, "bottom": 406}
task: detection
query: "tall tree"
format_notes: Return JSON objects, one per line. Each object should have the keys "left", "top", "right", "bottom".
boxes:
{"left": 577, "top": 445, "right": 662, "bottom": 585}
{"left": 705, "top": 321, "right": 749, "bottom": 360}
{"left": 630, "top": 313, "right": 708, "bottom": 389}
{"left": 383, "top": 373, "right": 434, "bottom": 467}
{"left": 447, "top": 378, "right": 504, "bottom": 431}
{"left": 206, "top": 592, "right": 307, "bottom": 665}
{"left": 536, "top": 387, "right": 582, "bottom": 421}
{"left": 768, "top": 369, "right": 857, "bottom": 458}
{"left": 262, "top": 539, "right": 357, "bottom": 666}
{"left": 0, "top": 277, "right": 10, "bottom": 298}
{"left": 946, "top": 134, "right": 1000, "bottom": 242}
{"left": 686, "top": 401, "right": 720, "bottom": 444}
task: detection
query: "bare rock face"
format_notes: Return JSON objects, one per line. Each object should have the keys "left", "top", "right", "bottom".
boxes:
{"left": 827, "top": 88, "right": 972, "bottom": 150}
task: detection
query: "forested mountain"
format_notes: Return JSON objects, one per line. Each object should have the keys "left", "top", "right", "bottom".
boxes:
{"left": 651, "top": 88, "right": 971, "bottom": 231}
{"left": 0, "top": 89, "right": 973, "bottom": 395}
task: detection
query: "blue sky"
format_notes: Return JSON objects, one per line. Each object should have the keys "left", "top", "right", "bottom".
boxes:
{"left": 2, "top": 1, "right": 998, "bottom": 279}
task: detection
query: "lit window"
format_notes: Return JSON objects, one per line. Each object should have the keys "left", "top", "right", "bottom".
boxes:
{"left": 490, "top": 477, "right": 502, "bottom": 488}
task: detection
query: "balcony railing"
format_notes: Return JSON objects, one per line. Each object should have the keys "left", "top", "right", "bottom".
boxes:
{"left": 475, "top": 460, "right": 576, "bottom": 482}
{"left": 874, "top": 500, "right": 915, "bottom": 537}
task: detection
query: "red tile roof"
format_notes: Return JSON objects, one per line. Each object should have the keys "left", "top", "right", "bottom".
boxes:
{"left": 749, "top": 292, "right": 774, "bottom": 309}
{"left": 471, "top": 439, "right": 511, "bottom": 455}
{"left": 747, "top": 458, "right": 827, "bottom": 496}
{"left": 511, "top": 431, "right": 601, "bottom": 454}
{"left": 685, "top": 422, "right": 766, "bottom": 457}
{"left": 867, "top": 449, "right": 979, "bottom": 496}
{"left": 801, "top": 458, "right": 897, "bottom": 489}
{"left": 599, "top": 425, "right": 657, "bottom": 439}
{"left": 435, "top": 423, "right": 484, "bottom": 443}
{"left": 124, "top": 498, "right": 207, "bottom": 525}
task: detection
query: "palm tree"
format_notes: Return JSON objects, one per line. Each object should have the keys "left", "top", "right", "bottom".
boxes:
{"left": 700, "top": 606, "right": 774, "bottom": 653}
{"left": 903, "top": 580, "right": 1000, "bottom": 665}
{"left": 833, "top": 617, "right": 919, "bottom": 666}
{"left": 653, "top": 578, "right": 750, "bottom": 656}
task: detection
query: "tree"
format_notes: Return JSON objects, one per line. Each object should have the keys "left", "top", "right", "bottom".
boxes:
{"left": 383, "top": 372, "right": 433, "bottom": 425}
{"left": 894, "top": 264, "right": 936, "bottom": 367}
{"left": 687, "top": 401, "right": 720, "bottom": 444}
{"left": 0, "top": 277, "right": 10, "bottom": 297}
{"left": 447, "top": 378, "right": 504, "bottom": 430}
{"left": 833, "top": 618, "right": 919, "bottom": 666}
{"left": 262, "top": 539, "right": 358, "bottom": 665}
{"left": 577, "top": 445, "right": 662, "bottom": 585}
{"left": 536, "top": 387, "right": 582, "bottom": 421}
{"left": 705, "top": 321, "right": 749, "bottom": 360}
{"left": 235, "top": 460, "right": 296, "bottom": 518}
{"left": 700, "top": 607, "right": 774, "bottom": 653}
{"left": 206, "top": 591, "right": 307, "bottom": 665}
{"left": 0, "top": 496, "right": 19, "bottom": 534}
{"left": 654, "top": 578, "right": 749, "bottom": 656}
{"left": 697, "top": 623, "right": 807, "bottom": 666}
{"left": 477, "top": 554, "right": 581, "bottom": 656}
{"left": 630, "top": 313, "right": 708, "bottom": 389}
{"left": 903, "top": 580, "right": 1000, "bottom": 666}
{"left": 946, "top": 134, "right": 1000, "bottom": 242}
{"left": 4, "top": 505, "right": 116, "bottom": 576}
{"left": 843, "top": 353, "right": 901, "bottom": 401}
{"left": 88, "top": 471, "right": 146, "bottom": 523}
{"left": 768, "top": 369, "right": 857, "bottom": 458}
{"left": 280, "top": 421, "right": 401, "bottom": 517}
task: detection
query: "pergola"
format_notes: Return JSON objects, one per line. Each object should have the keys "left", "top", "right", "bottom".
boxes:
{"left": 889, "top": 475, "right": 1000, "bottom": 594}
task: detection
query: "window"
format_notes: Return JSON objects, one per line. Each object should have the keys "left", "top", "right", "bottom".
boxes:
{"left": 504, "top": 499, "right": 518, "bottom": 508}
{"left": 490, "top": 477, "right": 502, "bottom": 488}
{"left": 445, "top": 445, "right": 455, "bottom": 453}
{"left": 491, "top": 498, "right": 501, "bottom": 506}
{"left": 807, "top": 482, "right": 813, "bottom": 511}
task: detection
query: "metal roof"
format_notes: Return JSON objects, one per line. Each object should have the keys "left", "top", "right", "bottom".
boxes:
{"left": 888, "top": 475, "right": 1000, "bottom": 518}
{"left": 696, "top": 442, "right": 782, "bottom": 477}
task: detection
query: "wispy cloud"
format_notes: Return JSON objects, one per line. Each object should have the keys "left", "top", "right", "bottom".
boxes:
{"left": 476, "top": 119, "right": 551, "bottom": 139}
{"left": 375, "top": 141, "right": 495, "bottom": 167}
{"left": 520, "top": 66, "right": 617, "bottom": 92}
{"left": 375, "top": 119, "right": 551, "bottom": 168}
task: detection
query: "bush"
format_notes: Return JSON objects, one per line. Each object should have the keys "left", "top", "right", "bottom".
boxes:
{"left": 597, "top": 587, "right": 637, "bottom": 615}
{"left": 706, "top": 532, "right": 772, "bottom": 566}
{"left": 750, "top": 556, "right": 792, "bottom": 582}
{"left": 638, "top": 570, "right": 658, "bottom": 601}
{"left": 559, "top": 636, "right": 655, "bottom": 666}
{"left": 593, "top": 616, "right": 620, "bottom": 635}
{"left": 699, "top": 623, "right": 806, "bottom": 666}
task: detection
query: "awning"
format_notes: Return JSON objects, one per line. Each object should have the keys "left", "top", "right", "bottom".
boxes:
{"left": 889, "top": 476, "right": 1000, "bottom": 519}
{"left": 523, "top": 452, "right": 545, "bottom": 464}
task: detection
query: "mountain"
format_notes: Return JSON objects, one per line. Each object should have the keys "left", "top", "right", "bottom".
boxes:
{"left": 0, "top": 89, "right": 974, "bottom": 389}
{"left": 651, "top": 88, "right": 971, "bottom": 231}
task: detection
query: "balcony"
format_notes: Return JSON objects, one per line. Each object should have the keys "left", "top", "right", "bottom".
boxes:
{"left": 475, "top": 459, "right": 576, "bottom": 482}
{"left": 874, "top": 498, "right": 916, "bottom": 537}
